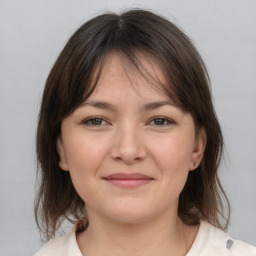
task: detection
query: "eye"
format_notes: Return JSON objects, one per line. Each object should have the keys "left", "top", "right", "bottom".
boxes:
{"left": 149, "top": 117, "right": 174, "bottom": 126}
{"left": 83, "top": 117, "right": 108, "bottom": 126}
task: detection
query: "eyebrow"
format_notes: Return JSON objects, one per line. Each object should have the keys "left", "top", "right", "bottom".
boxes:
{"left": 81, "top": 100, "right": 174, "bottom": 111}
{"left": 142, "top": 101, "right": 175, "bottom": 111}
{"left": 81, "top": 101, "right": 115, "bottom": 111}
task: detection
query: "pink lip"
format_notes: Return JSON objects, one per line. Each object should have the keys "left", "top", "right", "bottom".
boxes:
{"left": 103, "top": 173, "right": 153, "bottom": 188}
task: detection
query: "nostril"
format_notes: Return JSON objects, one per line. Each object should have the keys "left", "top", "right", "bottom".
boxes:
{"left": 110, "top": 129, "right": 147, "bottom": 162}
{"left": 111, "top": 145, "right": 146, "bottom": 163}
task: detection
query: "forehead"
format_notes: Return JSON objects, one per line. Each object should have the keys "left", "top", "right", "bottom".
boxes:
{"left": 89, "top": 53, "right": 172, "bottom": 102}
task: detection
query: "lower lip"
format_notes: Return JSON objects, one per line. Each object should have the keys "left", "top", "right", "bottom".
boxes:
{"left": 104, "top": 179, "right": 152, "bottom": 188}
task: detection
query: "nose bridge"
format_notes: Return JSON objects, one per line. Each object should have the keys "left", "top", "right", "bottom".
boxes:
{"left": 112, "top": 122, "right": 146, "bottom": 163}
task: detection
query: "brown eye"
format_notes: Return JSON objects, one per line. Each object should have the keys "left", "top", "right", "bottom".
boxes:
{"left": 149, "top": 117, "right": 174, "bottom": 126}
{"left": 83, "top": 117, "right": 107, "bottom": 126}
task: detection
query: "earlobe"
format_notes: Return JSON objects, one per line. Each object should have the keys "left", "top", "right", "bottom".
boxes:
{"left": 190, "top": 128, "right": 207, "bottom": 171}
{"left": 56, "top": 137, "right": 69, "bottom": 171}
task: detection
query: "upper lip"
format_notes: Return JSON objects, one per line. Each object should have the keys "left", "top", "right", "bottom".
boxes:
{"left": 103, "top": 173, "right": 153, "bottom": 180}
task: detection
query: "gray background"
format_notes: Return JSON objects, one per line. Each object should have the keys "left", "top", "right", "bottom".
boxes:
{"left": 0, "top": 0, "right": 255, "bottom": 255}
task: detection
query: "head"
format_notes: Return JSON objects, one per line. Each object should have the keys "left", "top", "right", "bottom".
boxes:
{"left": 35, "top": 9, "right": 229, "bottom": 238}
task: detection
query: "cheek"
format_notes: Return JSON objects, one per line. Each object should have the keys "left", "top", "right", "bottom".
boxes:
{"left": 64, "top": 133, "right": 107, "bottom": 172}
{"left": 63, "top": 134, "right": 109, "bottom": 200}
{"left": 152, "top": 136, "right": 194, "bottom": 172}
{"left": 149, "top": 135, "right": 194, "bottom": 199}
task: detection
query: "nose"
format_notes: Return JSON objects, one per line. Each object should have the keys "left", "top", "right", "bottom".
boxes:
{"left": 110, "top": 124, "right": 147, "bottom": 164}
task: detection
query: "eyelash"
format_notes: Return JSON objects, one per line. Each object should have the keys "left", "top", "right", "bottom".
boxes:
{"left": 82, "top": 117, "right": 108, "bottom": 126}
{"left": 82, "top": 116, "right": 175, "bottom": 127}
{"left": 148, "top": 117, "right": 175, "bottom": 126}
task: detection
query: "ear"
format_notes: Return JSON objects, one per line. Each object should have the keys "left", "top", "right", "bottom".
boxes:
{"left": 189, "top": 127, "right": 207, "bottom": 171}
{"left": 56, "top": 136, "right": 69, "bottom": 171}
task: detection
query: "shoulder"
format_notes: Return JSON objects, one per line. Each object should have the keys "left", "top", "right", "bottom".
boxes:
{"left": 188, "top": 221, "right": 256, "bottom": 256}
{"left": 33, "top": 225, "right": 82, "bottom": 256}
{"left": 33, "top": 233, "right": 69, "bottom": 256}
{"left": 228, "top": 239, "right": 256, "bottom": 255}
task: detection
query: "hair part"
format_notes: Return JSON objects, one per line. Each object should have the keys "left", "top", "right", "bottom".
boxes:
{"left": 35, "top": 9, "right": 230, "bottom": 239}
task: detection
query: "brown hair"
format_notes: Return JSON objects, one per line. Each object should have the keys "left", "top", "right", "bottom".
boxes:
{"left": 35, "top": 9, "right": 230, "bottom": 239}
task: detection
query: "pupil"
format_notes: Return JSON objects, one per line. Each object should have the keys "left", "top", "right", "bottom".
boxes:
{"left": 93, "top": 118, "right": 102, "bottom": 125}
{"left": 154, "top": 118, "right": 164, "bottom": 125}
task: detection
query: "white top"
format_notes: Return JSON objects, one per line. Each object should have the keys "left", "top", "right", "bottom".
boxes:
{"left": 34, "top": 221, "right": 256, "bottom": 256}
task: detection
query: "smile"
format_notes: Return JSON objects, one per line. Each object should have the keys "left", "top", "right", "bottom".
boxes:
{"left": 103, "top": 173, "right": 153, "bottom": 188}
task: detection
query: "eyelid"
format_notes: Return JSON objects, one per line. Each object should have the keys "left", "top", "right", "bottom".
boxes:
{"left": 147, "top": 116, "right": 176, "bottom": 126}
{"left": 82, "top": 116, "right": 109, "bottom": 126}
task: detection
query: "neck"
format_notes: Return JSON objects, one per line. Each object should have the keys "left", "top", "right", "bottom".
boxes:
{"left": 77, "top": 210, "right": 198, "bottom": 256}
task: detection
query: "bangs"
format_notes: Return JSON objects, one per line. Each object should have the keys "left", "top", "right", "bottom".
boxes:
{"left": 79, "top": 50, "right": 182, "bottom": 109}
{"left": 55, "top": 11, "right": 190, "bottom": 120}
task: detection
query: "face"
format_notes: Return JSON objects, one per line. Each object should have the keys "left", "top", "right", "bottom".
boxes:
{"left": 57, "top": 54, "right": 206, "bottom": 225}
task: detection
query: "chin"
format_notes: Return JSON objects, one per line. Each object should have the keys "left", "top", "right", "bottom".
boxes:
{"left": 105, "top": 204, "right": 155, "bottom": 225}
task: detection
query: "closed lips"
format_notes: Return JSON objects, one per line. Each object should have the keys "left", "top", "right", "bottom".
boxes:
{"left": 103, "top": 173, "right": 153, "bottom": 188}
{"left": 103, "top": 173, "right": 153, "bottom": 180}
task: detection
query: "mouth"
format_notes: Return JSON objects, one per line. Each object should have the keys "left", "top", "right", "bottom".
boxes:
{"left": 103, "top": 173, "right": 154, "bottom": 189}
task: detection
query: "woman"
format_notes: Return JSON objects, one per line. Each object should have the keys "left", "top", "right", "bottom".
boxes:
{"left": 34, "top": 9, "right": 256, "bottom": 255}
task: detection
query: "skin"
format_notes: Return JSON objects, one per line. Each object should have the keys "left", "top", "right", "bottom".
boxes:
{"left": 57, "top": 54, "right": 206, "bottom": 256}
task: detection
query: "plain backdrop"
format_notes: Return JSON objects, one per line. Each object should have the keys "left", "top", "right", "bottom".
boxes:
{"left": 0, "top": 0, "right": 255, "bottom": 255}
